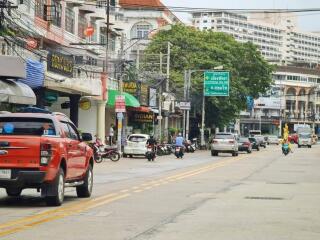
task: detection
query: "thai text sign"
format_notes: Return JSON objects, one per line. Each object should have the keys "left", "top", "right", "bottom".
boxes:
{"left": 47, "top": 52, "right": 74, "bottom": 77}
{"left": 115, "top": 95, "right": 126, "bottom": 113}
{"left": 204, "top": 71, "right": 230, "bottom": 96}
{"left": 132, "top": 112, "right": 153, "bottom": 123}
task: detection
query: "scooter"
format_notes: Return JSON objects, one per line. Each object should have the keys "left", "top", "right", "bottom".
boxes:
{"left": 175, "top": 146, "right": 184, "bottom": 158}
{"left": 282, "top": 143, "right": 290, "bottom": 156}
{"left": 101, "top": 146, "right": 120, "bottom": 162}
{"left": 146, "top": 145, "right": 156, "bottom": 161}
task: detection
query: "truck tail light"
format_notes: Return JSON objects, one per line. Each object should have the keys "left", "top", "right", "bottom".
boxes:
{"left": 40, "top": 143, "right": 52, "bottom": 166}
{"left": 229, "top": 140, "right": 235, "bottom": 144}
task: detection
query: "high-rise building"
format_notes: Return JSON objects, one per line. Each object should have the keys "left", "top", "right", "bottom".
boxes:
{"left": 191, "top": 11, "right": 320, "bottom": 65}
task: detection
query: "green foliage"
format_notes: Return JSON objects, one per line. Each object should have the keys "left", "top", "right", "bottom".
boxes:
{"left": 146, "top": 24, "right": 274, "bottom": 127}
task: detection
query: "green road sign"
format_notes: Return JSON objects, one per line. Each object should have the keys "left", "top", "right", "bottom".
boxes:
{"left": 204, "top": 71, "right": 230, "bottom": 96}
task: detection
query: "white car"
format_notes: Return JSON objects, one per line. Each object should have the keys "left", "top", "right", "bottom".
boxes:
{"left": 211, "top": 133, "right": 238, "bottom": 156}
{"left": 123, "top": 134, "right": 150, "bottom": 157}
{"left": 267, "top": 135, "right": 279, "bottom": 145}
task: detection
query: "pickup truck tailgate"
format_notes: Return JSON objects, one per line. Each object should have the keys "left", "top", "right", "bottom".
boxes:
{"left": 0, "top": 136, "right": 41, "bottom": 168}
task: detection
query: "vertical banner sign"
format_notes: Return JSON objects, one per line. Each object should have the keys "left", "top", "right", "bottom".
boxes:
{"left": 204, "top": 71, "right": 230, "bottom": 97}
{"left": 115, "top": 95, "right": 126, "bottom": 112}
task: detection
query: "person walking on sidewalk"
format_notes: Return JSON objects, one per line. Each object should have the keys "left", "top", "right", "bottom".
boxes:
{"left": 109, "top": 124, "right": 114, "bottom": 146}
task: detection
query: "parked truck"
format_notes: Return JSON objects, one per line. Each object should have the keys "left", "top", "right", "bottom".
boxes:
{"left": 0, "top": 112, "right": 94, "bottom": 206}
{"left": 296, "top": 126, "right": 312, "bottom": 148}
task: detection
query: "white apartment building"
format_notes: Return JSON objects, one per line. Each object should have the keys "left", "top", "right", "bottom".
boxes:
{"left": 192, "top": 11, "right": 320, "bottom": 65}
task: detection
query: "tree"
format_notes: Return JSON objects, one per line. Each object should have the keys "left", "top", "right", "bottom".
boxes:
{"left": 145, "top": 24, "right": 274, "bottom": 128}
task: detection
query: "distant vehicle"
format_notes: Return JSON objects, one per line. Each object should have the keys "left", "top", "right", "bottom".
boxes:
{"left": 211, "top": 133, "right": 238, "bottom": 157}
{"left": 267, "top": 135, "right": 279, "bottom": 145}
{"left": 288, "top": 134, "right": 299, "bottom": 144}
{"left": 254, "top": 135, "right": 267, "bottom": 148}
{"left": 123, "top": 134, "right": 150, "bottom": 158}
{"left": 297, "top": 126, "right": 312, "bottom": 148}
{"left": 248, "top": 137, "right": 260, "bottom": 151}
{"left": 249, "top": 130, "right": 261, "bottom": 137}
{"left": 238, "top": 137, "right": 252, "bottom": 153}
{"left": 0, "top": 112, "right": 94, "bottom": 206}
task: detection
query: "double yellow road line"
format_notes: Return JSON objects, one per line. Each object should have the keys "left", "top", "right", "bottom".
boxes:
{"left": 0, "top": 155, "right": 246, "bottom": 237}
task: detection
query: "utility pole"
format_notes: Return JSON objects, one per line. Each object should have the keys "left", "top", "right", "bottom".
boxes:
{"left": 183, "top": 70, "right": 187, "bottom": 138}
{"left": 186, "top": 70, "right": 191, "bottom": 140}
{"left": 158, "top": 52, "right": 163, "bottom": 141}
{"left": 164, "top": 42, "right": 171, "bottom": 142}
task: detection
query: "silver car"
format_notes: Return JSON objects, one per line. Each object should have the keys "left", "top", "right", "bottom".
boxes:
{"left": 211, "top": 133, "right": 238, "bottom": 156}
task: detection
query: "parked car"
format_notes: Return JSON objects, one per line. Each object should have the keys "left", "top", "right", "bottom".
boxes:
{"left": 238, "top": 137, "right": 252, "bottom": 153}
{"left": 123, "top": 134, "right": 150, "bottom": 157}
{"left": 254, "top": 135, "right": 267, "bottom": 148}
{"left": 267, "top": 135, "right": 280, "bottom": 145}
{"left": 0, "top": 112, "right": 94, "bottom": 206}
{"left": 248, "top": 137, "right": 260, "bottom": 151}
{"left": 211, "top": 133, "right": 238, "bottom": 156}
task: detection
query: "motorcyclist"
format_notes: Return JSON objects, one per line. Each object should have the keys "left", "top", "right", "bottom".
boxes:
{"left": 281, "top": 138, "right": 292, "bottom": 154}
{"left": 146, "top": 136, "right": 157, "bottom": 155}
{"left": 175, "top": 133, "right": 185, "bottom": 147}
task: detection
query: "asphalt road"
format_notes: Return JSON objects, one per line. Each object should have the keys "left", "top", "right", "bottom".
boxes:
{"left": 0, "top": 144, "right": 320, "bottom": 240}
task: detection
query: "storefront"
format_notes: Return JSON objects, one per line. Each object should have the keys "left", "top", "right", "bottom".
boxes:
{"left": 106, "top": 89, "right": 140, "bottom": 137}
{"left": 0, "top": 56, "right": 36, "bottom": 111}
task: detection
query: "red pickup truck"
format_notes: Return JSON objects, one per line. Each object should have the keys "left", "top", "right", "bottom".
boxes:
{"left": 0, "top": 112, "right": 94, "bottom": 206}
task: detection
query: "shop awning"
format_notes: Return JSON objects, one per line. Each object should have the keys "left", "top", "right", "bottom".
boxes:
{"left": 107, "top": 89, "right": 140, "bottom": 107}
{"left": 0, "top": 80, "right": 36, "bottom": 105}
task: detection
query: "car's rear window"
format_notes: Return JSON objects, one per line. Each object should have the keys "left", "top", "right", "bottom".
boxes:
{"left": 215, "top": 134, "right": 233, "bottom": 139}
{"left": 128, "top": 136, "right": 147, "bottom": 142}
{"left": 239, "top": 138, "right": 249, "bottom": 142}
{"left": 0, "top": 117, "right": 56, "bottom": 136}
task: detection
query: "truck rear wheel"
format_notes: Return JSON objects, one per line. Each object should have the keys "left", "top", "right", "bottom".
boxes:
{"left": 76, "top": 165, "right": 93, "bottom": 198}
{"left": 45, "top": 168, "right": 65, "bottom": 206}
{"left": 6, "top": 188, "right": 22, "bottom": 197}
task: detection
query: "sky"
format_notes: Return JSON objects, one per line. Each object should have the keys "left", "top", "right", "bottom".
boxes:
{"left": 162, "top": 0, "right": 320, "bottom": 32}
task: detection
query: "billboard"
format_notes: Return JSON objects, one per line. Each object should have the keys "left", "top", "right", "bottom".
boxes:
{"left": 254, "top": 97, "right": 281, "bottom": 109}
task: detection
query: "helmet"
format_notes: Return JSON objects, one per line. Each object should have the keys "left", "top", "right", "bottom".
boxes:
{"left": 150, "top": 135, "right": 154, "bottom": 139}
{"left": 178, "top": 133, "right": 182, "bottom": 136}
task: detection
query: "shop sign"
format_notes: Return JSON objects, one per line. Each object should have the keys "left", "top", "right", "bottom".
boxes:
{"left": 123, "top": 81, "right": 149, "bottom": 106}
{"left": 177, "top": 101, "right": 191, "bottom": 110}
{"left": 123, "top": 82, "right": 138, "bottom": 95}
{"left": 115, "top": 95, "right": 126, "bottom": 112}
{"left": 79, "top": 97, "right": 91, "bottom": 110}
{"left": 133, "top": 112, "right": 153, "bottom": 123}
{"left": 47, "top": 52, "right": 74, "bottom": 77}
{"left": 140, "top": 83, "right": 149, "bottom": 106}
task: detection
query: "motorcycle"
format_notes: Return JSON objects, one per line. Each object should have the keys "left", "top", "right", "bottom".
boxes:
{"left": 175, "top": 146, "right": 184, "bottom": 158}
{"left": 90, "top": 140, "right": 104, "bottom": 163}
{"left": 101, "top": 146, "right": 121, "bottom": 162}
{"left": 184, "top": 141, "right": 195, "bottom": 153}
{"left": 146, "top": 145, "right": 156, "bottom": 161}
{"left": 282, "top": 143, "right": 290, "bottom": 156}
{"left": 91, "top": 138, "right": 120, "bottom": 163}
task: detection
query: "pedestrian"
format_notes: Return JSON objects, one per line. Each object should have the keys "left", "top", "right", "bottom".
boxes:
{"left": 109, "top": 124, "right": 114, "bottom": 146}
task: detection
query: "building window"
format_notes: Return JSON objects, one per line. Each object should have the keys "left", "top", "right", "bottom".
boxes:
{"left": 35, "top": 0, "right": 46, "bottom": 19}
{"left": 131, "top": 22, "right": 152, "bottom": 39}
{"left": 78, "top": 13, "right": 87, "bottom": 39}
{"left": 65, "top": 7, "right": 75, "bottom": 33}
{"left": 51, "top": 0, "right": 62, "bottom": 27}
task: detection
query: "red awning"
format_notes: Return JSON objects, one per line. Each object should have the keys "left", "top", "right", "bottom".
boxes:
{"left": 128, "top": 106, "right": 151, "bottom": 113}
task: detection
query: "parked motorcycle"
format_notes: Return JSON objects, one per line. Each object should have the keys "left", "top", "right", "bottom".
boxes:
{"left": 175, "top": 146, "right": 184, "bottom": 158}
{"left": 184, "top": 141, "right": 195, "bottom": 153}
{"left": 101, "top": 147, "right": 121, "bottom": 162}
{"left": 91, "top": 138, "right": 120, "bottom": 163}
{"left": 146, "top": 145, "right": 156, "bottom": 161}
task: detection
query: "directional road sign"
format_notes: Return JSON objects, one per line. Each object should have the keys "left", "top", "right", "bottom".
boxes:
{"left": 204, "top": 71, "right": 230, "bottom": 96}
